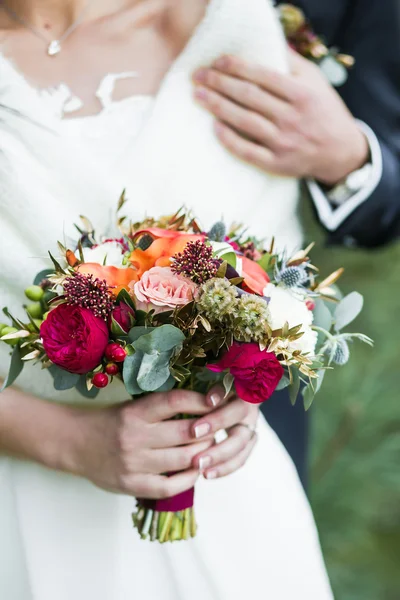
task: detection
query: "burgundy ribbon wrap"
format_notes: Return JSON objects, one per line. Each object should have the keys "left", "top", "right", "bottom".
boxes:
{"left": 140, "top": 486, "right": 195, "bottom": 512}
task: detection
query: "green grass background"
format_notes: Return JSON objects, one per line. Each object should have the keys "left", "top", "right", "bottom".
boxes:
{"left": 302, "top": 202, "right": 400, "bottom": 600}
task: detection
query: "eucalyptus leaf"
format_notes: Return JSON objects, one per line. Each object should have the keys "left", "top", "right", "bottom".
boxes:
{"left": 315, "top": 369, "right": 326, "bottom": 394}
{"left": 153, "top": 375, "right": 176, "bottom": 393}
{"left": 335, "top": 292, "right": 364, "bottom": 332}
{"left": 128, "top": 327, "right": 156, "bottom": 343}
{"left": 1, "top": 346, "right": 23, "bottom": 392}
{"left": 75, "top": 376, "right": 100, "bottom": 399}
{"left": 137, "top": 351, "right": 172, "bottom": 391}
{"left": 132, "top": 325, "right": 185, "bottom": 354}
{"left": 33, "top": 269, "right": 54, "bottom": 286}
{"left": 276, "top": 374, "right": 290, "bottom": 391}
{"left": 257, "top": 253, "right": 272, "bottom": 272}
{"left": 313, "top": 299, "right": 333, "bottom": 332}
{"left": 123, "top": 352, "right": 145, "bottom": 396}
{"left": 302, "top": 384, "right": 315, "bottom": 411}
{"left": 289, "top": 369, "right": 301, "bottom": 406}
{"left": 49, "top": 365, "right": 80, "bottom": 391}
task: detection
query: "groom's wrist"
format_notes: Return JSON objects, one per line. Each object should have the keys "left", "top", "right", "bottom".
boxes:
{"left": 314, "top": 126, "right": 370, "bottom": 188}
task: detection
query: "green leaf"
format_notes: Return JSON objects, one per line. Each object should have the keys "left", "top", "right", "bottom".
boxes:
{"left": 289, "top": 369, "right": 301, "bottom": 406}
{"left": 154, "top": 375, "right": 176, "bottom": 393}
{"left": 33, "top": 269, "right": 54, "bottom": 286}
{"left": 128, "top": 327, "right": 156, "bottom": 343}
{"left": 223, "top": 372, "right": 235, "bottom": 398}
{"left": 49, "top": 365, "right": 80, "bottom": 391}
{"left": 75, "top": 376, "right": 100, "bottom": 399}
{"left": 276, "top": 374, "right": 290, "bottom": 391}
{"left": 257, "top": 252, "right": 272, "bottom": 272}
{"left": 302, "top": 384, "right": 315, "bottom": 411}
{"left": 1, "top": 346, "right": 23, "bottom": 392}
{"left": 313, "top": 299, "right": 333, "bottom": 332}
{"left": 335, "top": 292, "right": 364, "bottom": 331}
{"left": 48, "top": 251, "right": 65, "bottom": 274}
{"left": 110, "top": 315, "right": 128, "bottom": 337}
{"left": 132, "top": 325, "right": 185, "bottom": 354}
{"left": 123, "top": 352, "right": 145, "bottom": 396}
{"left": 137, "top": 351, "right": 172, "bottom": 391}
{"left": 315, "top": 369, "right": 326, "bottom": 394}
{"left": 116, "top": 288, "right": 135, "bottom": 311}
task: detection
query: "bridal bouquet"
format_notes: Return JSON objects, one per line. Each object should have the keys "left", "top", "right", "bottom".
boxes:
{"left": 1, "top": 204, "right": 372, "bottom": 542}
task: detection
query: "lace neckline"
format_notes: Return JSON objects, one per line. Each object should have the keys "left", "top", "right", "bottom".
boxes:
{"left": 0, "top": 0, "right": 221, "bottom": 122}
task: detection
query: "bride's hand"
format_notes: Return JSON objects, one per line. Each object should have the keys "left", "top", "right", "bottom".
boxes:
{"left": 190, "top": 386, "right": 259, "bottom": 480}
{"left": 68, "top": 390, "right": 223, "bottom": 499}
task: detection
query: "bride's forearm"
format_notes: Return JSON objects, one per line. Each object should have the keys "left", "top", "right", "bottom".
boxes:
{"left": 0, "top": 387, "right": 81, "bottom": 473}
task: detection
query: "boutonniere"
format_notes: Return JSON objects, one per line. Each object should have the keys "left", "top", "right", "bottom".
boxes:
{"left": 277, "top": 3, "right": 355, "bottom": 86}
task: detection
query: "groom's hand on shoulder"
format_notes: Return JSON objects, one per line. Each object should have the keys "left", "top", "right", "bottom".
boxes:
{"left": 192, "top": 51, "right": 369, "bottom": 186}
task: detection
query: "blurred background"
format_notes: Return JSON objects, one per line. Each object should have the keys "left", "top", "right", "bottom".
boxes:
{"left": 302, "top": 201, "right": 400, "bottom": 600}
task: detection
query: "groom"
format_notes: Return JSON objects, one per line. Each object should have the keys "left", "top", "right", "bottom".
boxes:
{"left": 193, "top": 0, "right": 400, "bottom": 486}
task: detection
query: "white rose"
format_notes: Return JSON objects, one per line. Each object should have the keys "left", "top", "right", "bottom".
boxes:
{"left": 82, "top": 241, "right": 125, "bottom": 268}
{"left": 263, "top": 283, "right": 317, "bottom": 357}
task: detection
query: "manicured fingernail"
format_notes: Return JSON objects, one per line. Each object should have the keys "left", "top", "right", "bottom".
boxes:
{"left": 193, "top": 68, "right": 207, "bottom": 82}
{"left": 210, "top": 393, "right": 220, "bottom": 407}
{"left": 194, "top": 423, "right": 211, "bottom": 438}
{"left": 206, "top": 470, "right": 218, "bottom": 480}
{"left": 214, "top": 56, "right": 229, "bottom": 69}
{"left": 194, "top": 87, "right": 208, "bottom": 100}
{"left": 199, "top": 456, "right": 212, "bottom": 471}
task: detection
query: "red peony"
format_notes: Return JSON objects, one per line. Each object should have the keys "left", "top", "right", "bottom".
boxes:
{"left": 40, "top": 304, "right": 109, "bottom": 374}
{"left": 109, "top": 302, "right": 135, "bottom": 334}
{"left": 208, "top": 342, "right": 284, "bottom": 404}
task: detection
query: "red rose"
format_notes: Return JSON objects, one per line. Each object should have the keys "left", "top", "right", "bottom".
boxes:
{"left": 109, "top": 302, "right": 135, "bottom": 334}
{"left": 40, "top": 304, "right": 109, "bottom": 374}
{"left": 208, "top": 342, "right": 284, "bottom": 404}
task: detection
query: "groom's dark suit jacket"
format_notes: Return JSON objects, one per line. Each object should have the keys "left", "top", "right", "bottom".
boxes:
{"left": 282, "top": 0, "right": 400, "bottom": 248}
{"left": 263, "top": 0, "right": 400, "bottom": 488}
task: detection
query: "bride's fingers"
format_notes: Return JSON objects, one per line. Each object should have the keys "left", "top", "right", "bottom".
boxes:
{"left": 125, "top": 469, "right": 200, "bottom": 500}
{"left": 143, "top": 439, "right": 214, "bottom": 474}
{"left": 202, "top": 434, "right": 258, "bottom": 480}
{"left": 192, "top": 425, "right": 253, "bottom": 471}
{"left": 191, "top": 398, "right": 250, "bottom": 439}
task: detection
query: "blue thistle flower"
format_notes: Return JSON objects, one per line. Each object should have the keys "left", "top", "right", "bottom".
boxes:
{"left": 208, "top": 221, "right": 227, "bottom": 242}
{"left": 333, "top": 339, "right": 350, "bottom": 365}
{"left": 279, "top": 266, "right": 308, "bottom": 288}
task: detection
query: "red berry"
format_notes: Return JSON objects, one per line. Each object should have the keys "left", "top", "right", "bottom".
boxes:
{"left": 105, "top": 343, "right": 119, "bottom": 361}
{"left": 112, "top": 346, "right": 127, "bottom": 363}
{"left": 92, "top": 373, "right": 109, "bottom": 388}
{"left": 105, "top": 363, "right": 119, "bottom": 376}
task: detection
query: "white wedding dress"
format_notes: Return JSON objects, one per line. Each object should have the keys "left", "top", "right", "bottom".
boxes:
{"left": 0, "top": 0, "right": 334, "bottom": 598}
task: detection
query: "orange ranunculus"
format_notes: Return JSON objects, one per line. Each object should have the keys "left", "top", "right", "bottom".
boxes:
{"left": 129, "top": 229, "right": 205, "bottom": 279}
{"left": 76, "top": 263, "right": 139, "bottom": 296}
{"left": 241, "top": 256, "right": 270, "bottom": 296}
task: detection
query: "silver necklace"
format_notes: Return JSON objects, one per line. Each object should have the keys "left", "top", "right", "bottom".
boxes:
{"left": 2, "top": 1, "right": 93, "bottom": 56}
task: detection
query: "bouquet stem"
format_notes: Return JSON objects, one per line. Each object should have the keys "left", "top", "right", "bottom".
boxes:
{"left": 132, "top": 502, "right": 197, "bottom": 543}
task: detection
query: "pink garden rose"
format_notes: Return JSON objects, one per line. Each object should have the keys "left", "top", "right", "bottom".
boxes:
{"left": 208, "top": 342, "right": 284, "bottom": 404}
{"left": 132, "top": 267, "right": 198, "bottom": 313}
{"left": 40, "top": 304, "right": 109, "bottom": 374}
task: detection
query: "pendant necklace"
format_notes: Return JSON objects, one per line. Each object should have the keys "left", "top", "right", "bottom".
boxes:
{"left": 1, "top": 1, "right": 93, "bottom": 56}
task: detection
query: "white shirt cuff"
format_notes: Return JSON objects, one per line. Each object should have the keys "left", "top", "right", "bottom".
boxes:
{"left": 306, "top": 120, "right": 383, "bottom": 231}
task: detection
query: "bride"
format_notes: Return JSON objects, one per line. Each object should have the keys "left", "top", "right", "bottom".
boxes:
{"left": 0, "top": 0, "right": 333, "bottom": 598}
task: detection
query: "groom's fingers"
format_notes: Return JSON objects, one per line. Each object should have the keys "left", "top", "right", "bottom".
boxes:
{"left": 194, "top": 85, "right": 279, "bottom": 148}
{"left": 213, "top": 121, "right": 279, "bottom": 174}
{"left": 210, "top": 55, "right": 299, "bottom": 103}
{"left": 193, "top": 67, "right": 288, "bottom": 123}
